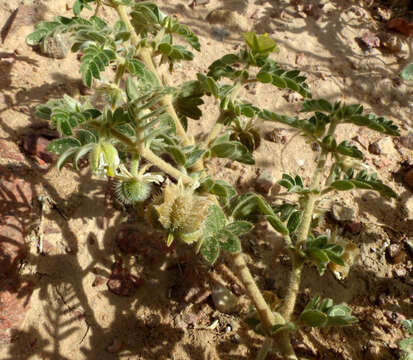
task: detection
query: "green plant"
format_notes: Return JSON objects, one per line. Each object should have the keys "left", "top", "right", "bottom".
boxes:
{"left": 400, "top": 63, "right": 413, "bottom": 81}
{"left": 400, "top": 320, "right": 413, "bottom": 360}
{"left": 26, "top": 1, "right": 400, "bottom": 358}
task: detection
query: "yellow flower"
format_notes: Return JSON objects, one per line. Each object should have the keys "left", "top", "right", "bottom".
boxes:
{"left": 339, "top": 156, "right": 367, "bottom": 172}
{"left": 89, "top": 140, "right": 120, "bottom": 177}
{"left": 328, "top": 238, "right": 360, "bottom": 280}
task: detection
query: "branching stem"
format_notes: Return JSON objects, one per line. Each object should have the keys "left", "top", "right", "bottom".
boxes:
{"left": 277, "top": 120, "right": 339, "bottom": 358}
{"left": 113, "top": 4, "right": 286, "bottom": 359}
{"left": 141, "top": 148, "right": 193, "bottom": 185}
{"left": 109, "top": 128, "right": 193, "bottom": 184}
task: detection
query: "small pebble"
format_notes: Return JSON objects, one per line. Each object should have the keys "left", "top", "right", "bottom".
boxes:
{"left": 393, "top": 268, "right": 407, "bottom": 278}
{"left": 255, "top": 169, "right": 276, "bottom": 195}
{"left": 295, "top": 52, "right": 305, "bottom": 65}
{"left": 404, "top": 168, "right": 413, "bottom": 189}
{"left": 387, "top": 243, "right": 401, "bottom": 259}
{"left": 232, "top": 333, "right": 241, "bottom": 344}
{"left": 265, "top": 129, "right": 287, "bottom": 144}
{"left": 106, "top": 338, "right": 122, "bottom": 353}
{"left": 41, "top": 33, "right": 70, "bottom": 59}
{"left": 297, "top": 159, "right": 305, "bottom": 167}
{"left": 359, "top": 31, "right": 380, "bottom": 50}
{"left": 211, "top": 283, "right": 239, "bottom": 314}
{"left": 368, "top": 142, "right": 381, "bottom": 155}
{"left": 376, "top": 137, "right": 396, "bottom": 156}
{"left": 386, "top": 244, "right": 408, "bottom": 264}
{"left": 332, "top": 203, "right": 355, "bottom": 222}
{"left": 378, "top": 294, "right": 387, "bottom": 306}
{"left": 311, "top": 142, "right": 320, "bottom": 152}
{"left": 384, "top": 310, "right": 406, "bottom": 325}
{"left": 345, "top": 221, "right": 362, "bottom": 234}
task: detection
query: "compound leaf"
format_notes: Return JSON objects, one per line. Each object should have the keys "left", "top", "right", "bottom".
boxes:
{"left": 80, "top": 45, "right": 116, "bottom": 87}
{"left": 257, "top": 59, "right": 311, "bottom": 98}
{"left": 301, "top": 99, "right": 333, "bottom": 113}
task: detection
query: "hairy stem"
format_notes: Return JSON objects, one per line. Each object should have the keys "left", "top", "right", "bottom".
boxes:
{"left": 142, "top": 148, "right": 193, "bottom": 185}
{"left": 115, "top": 5, "right": 140, "bottom": 45}
{"left": 280, "top": 169, "right": 321, "bottom": 323}
{"left": 232, "top": 252, "right": 295, "bottom": 358}
{"left": 130, "top": 154, "right": 140, "bottom": 177}
{"left": 256, "top": 337, "right": 273, "bottom": 360}
{"left": 231, "top": 252, "right": 279, "bottom": 334}
{"left": 276, "top": 331, "right": 298, "bottom": 360}
{"left": 109, "top": 128, "right": 136, "bottom": 148}
{"left": 278, "top": 120, "right": 339, "bottom": 356}
{"left": 109, "top": 128, "right": 193, "bottom": 184}
{"left": 280, "top": 255, "right": 303, "bottom": 321}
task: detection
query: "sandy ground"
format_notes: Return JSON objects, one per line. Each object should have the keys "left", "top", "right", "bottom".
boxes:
{"left": 0, "top": 0, "right": 412, "bottom": 359}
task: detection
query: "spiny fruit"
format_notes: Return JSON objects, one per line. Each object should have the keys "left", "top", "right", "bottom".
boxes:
{"left": 229, "top": 117, "right": 261, "bottom": 152}
{"left": 115, "top": 178, "right": 152, "bottom": 204}
{"left": 154, "top": 179, "right": 212, "bottom": 245}
{"left": 114, "top": 163, "right": 163, "bottom": 204}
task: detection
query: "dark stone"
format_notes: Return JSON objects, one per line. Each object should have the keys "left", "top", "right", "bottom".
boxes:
{"left": 386, "top": 244, "right": 408, "bottom": 264}
{"left": 404, "top": 168, "right": 413, "bottom": 189}
{"left": 345, "top": 221, "right": 362, "bottom": 234}
{"left": 21, "top": 132, "right": 56, "bottom": 166}
{"left": 368, "top": 142, "right": 381, "bottom": 155}
{"left": 107, "top": 260, "right": 143, "bottom": 297}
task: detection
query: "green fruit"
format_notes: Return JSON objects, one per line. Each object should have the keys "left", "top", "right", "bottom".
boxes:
{"left": 116, "top": 178, "right": 152, "bottom": 204}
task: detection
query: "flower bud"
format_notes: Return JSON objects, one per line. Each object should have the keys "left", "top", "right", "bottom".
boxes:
{"left": 89, "top": 140, "right": 120, "bottom": 176}
{"left": 338, "top": 156, "right": 364, "bottom": 172}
